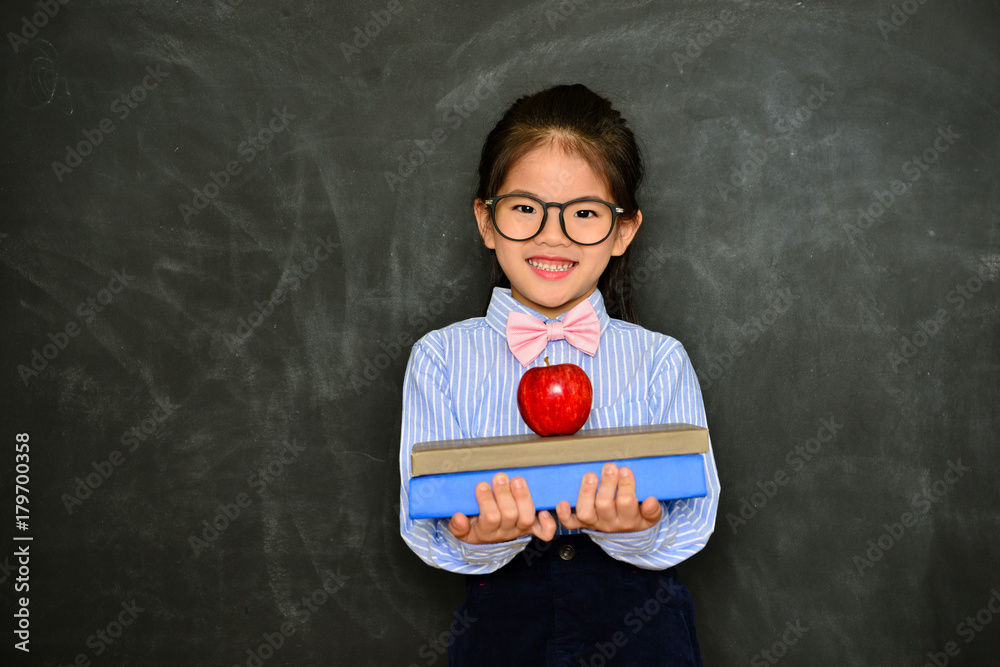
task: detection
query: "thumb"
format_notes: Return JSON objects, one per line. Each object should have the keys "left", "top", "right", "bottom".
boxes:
{"left": 640, "top": 497, "right": 663, "bottom": 523}
{"left": 449, "top": 512, "right": 472, "bottom": 540}
{"left": 534, "top": 510, "right": 557, "bottom": 541}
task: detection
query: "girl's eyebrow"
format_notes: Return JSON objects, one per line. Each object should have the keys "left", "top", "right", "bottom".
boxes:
{"left": 502, "top": 188, "right": 607, "bottom": 201}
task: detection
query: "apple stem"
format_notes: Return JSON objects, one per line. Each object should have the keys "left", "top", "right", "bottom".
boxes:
{"left": 544, "top": 356, "right": 550, "bottom": 366}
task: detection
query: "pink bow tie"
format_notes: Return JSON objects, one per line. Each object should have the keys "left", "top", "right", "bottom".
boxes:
{"left": 505, "top": 299, "right": 601, "bottom": 367}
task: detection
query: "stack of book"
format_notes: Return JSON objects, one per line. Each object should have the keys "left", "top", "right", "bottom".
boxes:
{"left": 408, "top": 423, "right": 710, "bottom": 519}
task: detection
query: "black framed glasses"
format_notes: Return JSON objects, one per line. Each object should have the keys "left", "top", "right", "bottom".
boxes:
{"left": 483, "top": 194, "right": 625, "bottom": 246}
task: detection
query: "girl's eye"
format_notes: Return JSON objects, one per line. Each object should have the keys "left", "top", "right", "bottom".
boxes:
{"left": 574, "top": 209, "right": 597, "bottom": 218}
{"left": 512, "top": 205, "right": 536, "bottom": 214}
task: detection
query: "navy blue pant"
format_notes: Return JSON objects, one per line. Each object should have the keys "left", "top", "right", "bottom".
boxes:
{"left": 448, "top": 534, "right": 703, "bottom": 666}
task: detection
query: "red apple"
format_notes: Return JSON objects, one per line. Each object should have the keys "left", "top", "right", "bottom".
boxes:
{"left": 517, "top": 357, "right": 593, "bottom": 436}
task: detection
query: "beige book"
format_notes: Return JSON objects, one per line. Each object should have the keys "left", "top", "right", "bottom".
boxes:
{"left": 411, "top": 423, "right": 709, "bottom": 477}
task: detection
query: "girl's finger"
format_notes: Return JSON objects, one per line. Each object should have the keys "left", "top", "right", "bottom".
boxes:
{"left": 574, "top": 472, "right": 599, "bottom": 525}
{"left": 594, "top": 462, "right": 619, "bottom": 522}
{"left": 640, "top": 496, "right": 663, "bottom": 524}
{"left": 490, "top": 473, "right": 519, "bottom": 530}
{"left": 448, "top": 512, "right": 471, "bottom": 540}
{"left": 473, "top": 481, "right": 501, "bottom": 532}
{"left": 534, "top": 510, "right": 557, "bottom": 541}
{"left": 555, "top": 500, "right": 579, "bottom": 530}
{"left": 510, "top": 477, "right": 538, "bottom": 532}
{"left": 615, "top": 466, "right": 639, "bottom": 518}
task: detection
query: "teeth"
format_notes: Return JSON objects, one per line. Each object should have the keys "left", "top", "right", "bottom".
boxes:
{"left": 528, "top": 259, "right": 575, "bottom": 271}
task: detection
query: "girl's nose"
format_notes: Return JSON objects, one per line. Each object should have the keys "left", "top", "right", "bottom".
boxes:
{"left": 535, "top": 204, "right": 572, "bottom": 244}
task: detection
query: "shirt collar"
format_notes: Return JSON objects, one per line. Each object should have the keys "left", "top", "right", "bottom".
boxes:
{"left": 485, "top": 287, "right": 610, "bottom": 337}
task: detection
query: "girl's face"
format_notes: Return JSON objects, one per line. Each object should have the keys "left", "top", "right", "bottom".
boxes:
{"left": 475, "top": 141, "right": 641, "bottom": 319}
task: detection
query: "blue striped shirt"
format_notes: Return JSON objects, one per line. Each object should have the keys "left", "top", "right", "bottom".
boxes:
{"left": 399, "top": 287, "right": 720, "bottom": 573}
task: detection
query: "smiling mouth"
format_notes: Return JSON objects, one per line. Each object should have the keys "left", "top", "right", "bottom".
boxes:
{"left": 527, "top": 258, "right": 577, "bottom": 272}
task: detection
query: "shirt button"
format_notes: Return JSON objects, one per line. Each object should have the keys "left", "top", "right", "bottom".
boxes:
{"left": 558, "top": 545, "right": 576, "bottom": 561}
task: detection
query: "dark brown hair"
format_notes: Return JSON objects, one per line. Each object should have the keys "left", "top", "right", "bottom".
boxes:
{"left": 475, "top": 84, "right": 644, "bottom": 323}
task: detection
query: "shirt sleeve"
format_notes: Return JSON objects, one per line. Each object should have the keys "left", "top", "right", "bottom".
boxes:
{"left": 583, "top": 340, "right": 721, "bottom": 569}
{"left": 399, "top": 336, "right": 531, "bottom": 574}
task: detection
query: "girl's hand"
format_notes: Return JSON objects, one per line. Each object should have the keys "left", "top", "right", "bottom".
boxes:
{"left": 449, "top": 473, "right": 557, "bottom": 545}
{"left": 556, "top": 463, "right": 663, "bottom": 533}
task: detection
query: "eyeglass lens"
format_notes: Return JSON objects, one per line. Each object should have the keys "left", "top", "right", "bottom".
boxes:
{"left": 493, "top": 196, "right": 614, "bottom": 244}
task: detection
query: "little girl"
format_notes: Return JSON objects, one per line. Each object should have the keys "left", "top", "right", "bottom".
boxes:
{"left": 399, "top": 84, "right": 720, "bottom": 666}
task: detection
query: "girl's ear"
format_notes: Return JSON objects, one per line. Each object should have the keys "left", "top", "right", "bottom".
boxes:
{"left": 611, "top": 209, "right": 642, "bottom": 256}
{"left": 475, "top": 199, "right": 496, "bottom": 249}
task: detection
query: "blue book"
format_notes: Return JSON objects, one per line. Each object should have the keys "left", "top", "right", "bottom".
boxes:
{"left": 408, "top": 454, "right": 708, "bottom": 519}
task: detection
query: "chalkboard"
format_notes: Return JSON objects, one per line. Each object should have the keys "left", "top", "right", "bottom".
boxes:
{"left": 2, "top": 0, "right": 998, "bottom": 665}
